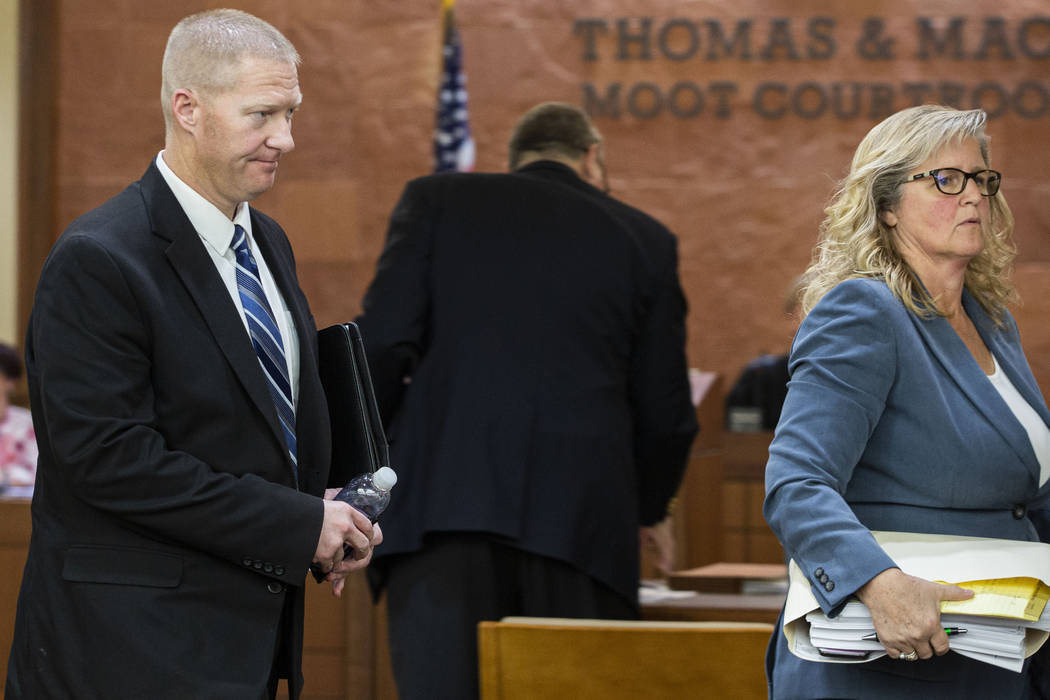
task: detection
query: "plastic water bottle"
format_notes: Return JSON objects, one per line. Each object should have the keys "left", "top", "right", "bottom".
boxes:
{"left": 311, "top": 466, "right": 397, "bottom": 582}
{"left": 334, "top": 466, "right": 397, "bottom": 522}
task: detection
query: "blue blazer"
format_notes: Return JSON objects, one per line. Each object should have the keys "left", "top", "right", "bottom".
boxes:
{"left": 764, "top": 278, "right": 1050, "bottom": 699}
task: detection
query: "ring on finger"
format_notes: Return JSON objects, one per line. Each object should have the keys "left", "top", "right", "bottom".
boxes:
{"left": 899, "top": 650, "right": 918, "bottom": 661}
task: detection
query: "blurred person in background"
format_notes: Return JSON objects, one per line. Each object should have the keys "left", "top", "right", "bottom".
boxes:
{"left": 724, "top": 276, "right": 804, "bottom": 432}
{"left": 0, "top": 342, "right": 37, "bottom": 490}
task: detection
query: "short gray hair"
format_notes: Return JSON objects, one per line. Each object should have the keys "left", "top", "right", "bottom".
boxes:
{"left": 161, "top": 9, "right": 300, "bottom": 130}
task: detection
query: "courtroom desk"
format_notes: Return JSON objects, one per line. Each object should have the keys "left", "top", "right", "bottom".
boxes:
{"left": 723, "top": 430, "right": 774, "bottom": 480}
{"left": 641, "top": 591, "right": 784, "bottom": 625}
{"left": 668, "top": 562, "right": 787, "bottom": 594}
{"left": 721, "top": 430, "right": 784, "bottom": 564}
{"left": 646, "top": 370, "right": 723, "bottom": 578}
{"left": 0, "top": 497, "right": 32, "bottom": 692}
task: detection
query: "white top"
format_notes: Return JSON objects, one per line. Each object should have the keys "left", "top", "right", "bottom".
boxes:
{"left": 0, "top": 405, "right": 37, "bottom": 487}
{"left": 155, "top": 152, "right": 300, "bottom": 409}
{"left": 987, "top": 356, "right": 1050, "bottom": 487}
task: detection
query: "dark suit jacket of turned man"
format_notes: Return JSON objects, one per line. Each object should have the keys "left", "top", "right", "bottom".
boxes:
{"left": 5, "top": 162, "right": 337, "bottom": 700}
{"left": 357, "top": 160, "right": 699, "bottom": 608}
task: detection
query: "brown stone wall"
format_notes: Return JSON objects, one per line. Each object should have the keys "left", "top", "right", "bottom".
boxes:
{"left": 42, "top": 0, "right": 1050, "bottom": 395}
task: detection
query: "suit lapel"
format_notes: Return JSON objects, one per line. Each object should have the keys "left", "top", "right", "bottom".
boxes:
{"left": 909, "top": 289, "right": 1043, "bottom": 486}
{"left": 965, "top": 292, "right": 1050, "bottom": 425}
{"left": 139, "top": 163, "right": 291, "bottom": 473}
{"left": 964, "top": 291, "right": 1050, "bottom": 497}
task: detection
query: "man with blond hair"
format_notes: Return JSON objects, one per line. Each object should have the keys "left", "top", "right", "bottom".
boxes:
{"left": 6, "top": 10, "right": 380, "bottom": 699}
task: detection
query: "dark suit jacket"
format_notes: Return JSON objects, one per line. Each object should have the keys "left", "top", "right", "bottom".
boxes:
{"left": 6, "top": 162, "right": 335, "bottom": 700}
{"left": 357, "top": 160, "right": 698, "bottom": 605}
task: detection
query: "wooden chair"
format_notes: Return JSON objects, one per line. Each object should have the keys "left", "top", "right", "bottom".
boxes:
{"left": 478, "top": 617, "right": 772, "bottom": 700}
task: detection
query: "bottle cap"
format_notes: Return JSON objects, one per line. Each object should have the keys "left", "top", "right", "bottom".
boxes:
{"left": 372, "top": 466, "right": 397, "bottom": 491}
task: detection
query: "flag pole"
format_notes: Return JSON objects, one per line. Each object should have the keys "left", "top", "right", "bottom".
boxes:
{"left": 433, "top": 0, "right": 474, "bottom": 172}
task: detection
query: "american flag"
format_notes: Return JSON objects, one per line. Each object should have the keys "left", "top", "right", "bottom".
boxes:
{"left": 434, "top": 0, "right": 474, "bottom": 172}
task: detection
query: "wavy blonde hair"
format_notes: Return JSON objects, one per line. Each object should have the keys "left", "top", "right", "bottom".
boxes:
{"left": 800, "top": 105, "right": 1017, "bottom": 324}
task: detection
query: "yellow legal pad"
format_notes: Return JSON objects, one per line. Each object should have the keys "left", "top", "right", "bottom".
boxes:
{"left": 937, "top": 577, "right": 1050, "bottom": 622}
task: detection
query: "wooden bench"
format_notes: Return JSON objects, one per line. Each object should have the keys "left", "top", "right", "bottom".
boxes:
{"left": 478, "top": 617, "right": 772, "bottom": 699}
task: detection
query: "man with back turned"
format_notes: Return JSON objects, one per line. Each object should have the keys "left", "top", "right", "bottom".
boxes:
{"left": 357, "top": 102, "right": 698, "bottom": 699}
{"left": 6, "top": 10, "right": 381, "bottom": 699}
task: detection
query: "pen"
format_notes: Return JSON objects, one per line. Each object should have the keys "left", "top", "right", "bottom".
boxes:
{"left": 861, "top": 628, "right": 967, "bottom": 641}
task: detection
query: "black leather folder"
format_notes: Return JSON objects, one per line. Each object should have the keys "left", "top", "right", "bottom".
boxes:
{"left": 312, "top": 322, "right": 392, "bottom": 582}
{"left": 317, "top": 322, "right": 391, "bottom": 480}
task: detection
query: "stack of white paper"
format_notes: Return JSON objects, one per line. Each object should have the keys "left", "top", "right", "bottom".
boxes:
{"left": 804, "top": 600, "right": 1050, "bottom": 672}
{"left": 783, "top": 531, "right": 1050, "bottom": 672}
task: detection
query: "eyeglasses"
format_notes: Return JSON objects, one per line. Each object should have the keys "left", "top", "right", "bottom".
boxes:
{"left": 902, "top": 168, "right": 1002, "bottom": 196}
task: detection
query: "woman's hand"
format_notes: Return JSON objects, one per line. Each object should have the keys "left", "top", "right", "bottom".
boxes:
{"left": 856, "top": 567, "right": 973, "bottom": 660}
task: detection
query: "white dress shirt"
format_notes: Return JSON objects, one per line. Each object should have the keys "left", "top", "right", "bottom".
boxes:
{"left": 155, "top": 152, "right": 300, "bottom": 410}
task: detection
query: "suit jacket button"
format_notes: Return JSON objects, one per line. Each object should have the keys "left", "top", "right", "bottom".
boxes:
{"left": 1013, "top": 504, "right": 1027, "bottom": 519}
{"left": 253, "top": 560, "right": 263, "bottom": 570}
{"left": 243, "top": 557, "right": 253, "bottom": 567}
{"left": 267, "top": 581, "right": 284, "bottom": 594}
{"left": 824, "top": 581, "right": 835, "bottom": 592}
{"left": 275, "top": 566, "right": 285, "bottom": 576}
{"left": 819, "top": 574, "right": 829, "bottom": 584}
{"left": 814, "top": 568, "right": 824, "bottom": 578}
{"left": 264, "top": 563, "right": 274, "bottom": 573}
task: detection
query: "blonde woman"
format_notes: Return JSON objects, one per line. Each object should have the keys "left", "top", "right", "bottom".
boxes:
{"left": 764, "top": 105, "right": 1050, "bottom": 699}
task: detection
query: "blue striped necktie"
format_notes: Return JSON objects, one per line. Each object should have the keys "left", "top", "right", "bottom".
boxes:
{"left": 231, "top": 224, "right": 298, "bottom": 484}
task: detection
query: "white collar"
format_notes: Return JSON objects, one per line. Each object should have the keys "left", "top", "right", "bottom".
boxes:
{"left": 155, "top": 151, "right": 252, "bottom": 255}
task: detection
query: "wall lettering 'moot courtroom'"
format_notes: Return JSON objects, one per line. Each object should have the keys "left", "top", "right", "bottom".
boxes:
{"left": 575, "top": 16, "right": 1050, "bottom": 119}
